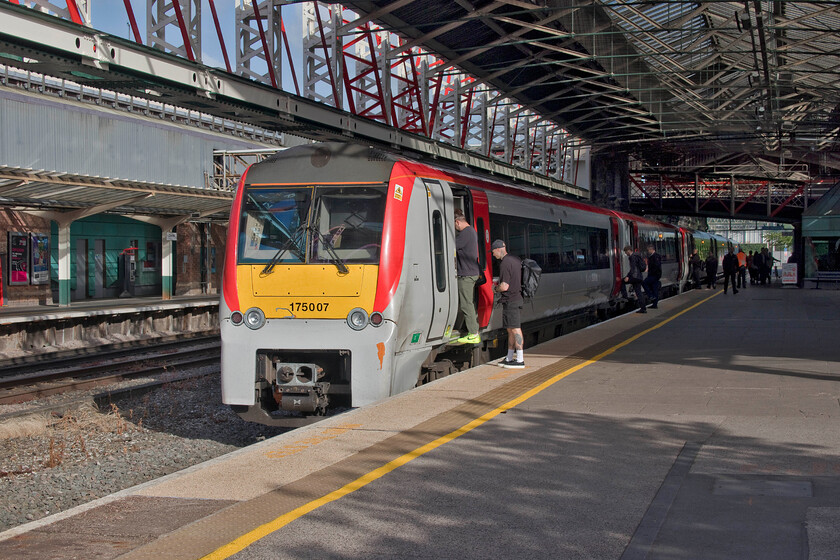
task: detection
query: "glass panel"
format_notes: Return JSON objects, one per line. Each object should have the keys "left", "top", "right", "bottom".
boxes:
{"left": 432, "top": 211, "right": 446, "bottom": 291}
{"left": 545, "top": 224, "right": 561, "bottom": 273}
{"left": 310, "top": 186, "right": 387, "bottom": 264}
{"left": 528, "top": 224, "right": 546, "bottom": 268}
{"left": 476, "top": 217, "right": 486, "bottom": 272}
{"left": 237, "top": 185, "right": 387, "bottom": 265}
{"left": 508, "top": 221, "right": 527, "bottom": 259}
{"left": 238, "top": 188, "right": 311, "bottom": 263}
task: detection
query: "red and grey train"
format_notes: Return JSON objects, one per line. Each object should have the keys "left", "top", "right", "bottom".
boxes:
{"left": 221, "top": 142, "right": 731, "bottom": 425}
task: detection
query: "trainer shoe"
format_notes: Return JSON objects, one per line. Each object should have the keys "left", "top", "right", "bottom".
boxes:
{"left": 456, "top": 333, "right": 481, "bottom": 344}
{"left": 499, "top": 359, "right": 525, "bottom": 369}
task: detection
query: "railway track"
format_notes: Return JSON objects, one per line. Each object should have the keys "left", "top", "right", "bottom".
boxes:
{"left": 0, "top": 334, "right": 220, "bottom": 406}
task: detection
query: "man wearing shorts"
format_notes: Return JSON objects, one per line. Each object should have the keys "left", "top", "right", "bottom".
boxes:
{"left": 491, "top": 239, "right": 525, "bottom": 368}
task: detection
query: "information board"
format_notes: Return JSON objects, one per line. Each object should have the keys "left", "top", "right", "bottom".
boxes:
{"left": 782, "top": 263, "right": 797, "bottom": 285}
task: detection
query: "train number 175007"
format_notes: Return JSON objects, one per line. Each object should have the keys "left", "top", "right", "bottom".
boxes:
{"left": 289, "top": 302, "right": 329, "bottom": 312}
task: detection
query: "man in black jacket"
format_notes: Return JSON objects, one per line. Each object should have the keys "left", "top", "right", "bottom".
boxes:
{"left": 722, "top": 247, "right": 739, "bottom": 294}
{"left": 623, "top": 246, "right": 648, "bottom": 313}
{"left": 643, "top": 244, "right": 662, "bottom": 308}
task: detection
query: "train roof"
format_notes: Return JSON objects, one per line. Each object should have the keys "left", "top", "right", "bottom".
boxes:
{"left": 244, "top": 142, "right": 678, "bottom": 233}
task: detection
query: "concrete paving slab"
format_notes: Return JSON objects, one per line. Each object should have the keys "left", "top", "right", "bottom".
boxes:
{"left": 806, "top": 507, "right": 840, "bottom": 560}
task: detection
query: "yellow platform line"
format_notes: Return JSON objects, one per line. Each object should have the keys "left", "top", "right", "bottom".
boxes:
{"left": 203, "top": 291, "right": 720, "bottom": 559}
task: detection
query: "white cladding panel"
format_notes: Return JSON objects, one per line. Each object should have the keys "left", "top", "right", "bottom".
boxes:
{"left": 0, "top": 88, "right": 273, "bottom": 187}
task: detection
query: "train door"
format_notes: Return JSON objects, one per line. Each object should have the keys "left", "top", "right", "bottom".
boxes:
{"left": 423, "top": 179, "right": 457, "bottom": 341}
{"left": 452, "top": 186, "right": 493, "bottom": 328}
{"left": 627, "top": 220, "right": 640, "bottom": 250}
{"left": 609, "top": 217, "right": 622, "bottom": 297}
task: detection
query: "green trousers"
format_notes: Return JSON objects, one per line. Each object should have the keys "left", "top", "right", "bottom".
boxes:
{"left": 457, "top": 275, "right": 480, "bottom": 334}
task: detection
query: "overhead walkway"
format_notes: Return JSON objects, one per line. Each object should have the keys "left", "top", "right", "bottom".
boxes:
{"left": 1, "top": 285, "right": 838, "bottom": 559}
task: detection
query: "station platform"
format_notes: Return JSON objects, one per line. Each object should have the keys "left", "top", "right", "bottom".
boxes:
{"left": 0, "top": 295, "right": 219, "bottom": 358}
{"left": 0, "top": 294, "right": 219, "bottom": 323}
{"left": 1, "top": 284, "right": 838, "bottom": 559}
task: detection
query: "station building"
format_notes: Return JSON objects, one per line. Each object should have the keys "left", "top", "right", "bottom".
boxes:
{"left": 0, "top": 71, "right": 288, "bottom": 307}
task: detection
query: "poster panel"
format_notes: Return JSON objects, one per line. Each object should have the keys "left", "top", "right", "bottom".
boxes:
{"left": 30, "top": 233, "right": 50, "bottom": 285}
{"left": 8, "top": 232, "right": 29, "bottom": 285}
{"left": 782, "top": 263, "right": 797, "bottom": 285}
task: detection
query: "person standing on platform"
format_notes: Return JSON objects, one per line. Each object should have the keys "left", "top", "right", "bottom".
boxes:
{"left": 454, "top": 209, "right": 481, "bottom": 344}
{"left": 643, "top": 244, "right": 662, "bottom": 308}
{"left": 736, "top": 248, "right": 748, "bottom": 289}
{"left": 747, "top": 250, "right": 757, "bottom": 285}
{"left": 623, "top": 246, "right": 648, "bottom": 313}
{"left": 689, "top": 248, "right": 703, "bottom": 289}
{"left": 491, "top": 240, "right": 525, "bottom": 368}
{"left": 722, "top": 247, "right": 739, "bottom": 294}
{"left": 705, "top": 253, "right": 718, "bottom": 289}
{"left": 760, "top": 247, "right": 777, "bottom": 284}
{"left": 754, "top": 248, "right": 767, "bottom": 285}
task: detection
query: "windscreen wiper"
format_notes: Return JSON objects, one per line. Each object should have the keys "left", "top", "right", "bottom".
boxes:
{"left": 309, "top": 226, "right": 349, "bottom": 275}
{"left": 260, "top": 224, "right": 307, "bottom": 276}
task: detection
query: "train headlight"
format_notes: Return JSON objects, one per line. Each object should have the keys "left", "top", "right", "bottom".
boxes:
{"left": 346, "top": 308, "right": 368, "bottom": 331}
{"left": 230, "top": 311, "right": 244, "bottom": 325}
{"left": 244, "top": 307, "right": 266, "bottom": 330}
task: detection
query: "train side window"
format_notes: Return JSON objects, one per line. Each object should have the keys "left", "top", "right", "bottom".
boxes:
{"left": 508, "top": 221, "right": 527, "bottom": 261}
{"left": 528, "top": 224, "right": 546, "bottom": 268}
{"left": 545, "top": 224, "right": 561, "bottom": 273}
{"left": 432, "top": 210, "right": 446, "bottom": 292}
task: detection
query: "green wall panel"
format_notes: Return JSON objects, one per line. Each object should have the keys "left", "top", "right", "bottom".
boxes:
{"left": 50, "top": 215, "right": 162, "bottom": 296}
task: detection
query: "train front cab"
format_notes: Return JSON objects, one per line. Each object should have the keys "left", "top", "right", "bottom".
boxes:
{"left": 220, "top": 154, "right": 463, "bottom": 425}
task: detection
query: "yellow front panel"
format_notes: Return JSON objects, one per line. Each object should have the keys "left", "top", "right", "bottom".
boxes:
{"left": 236, "top": 264, "right": 378, "bottom": 319}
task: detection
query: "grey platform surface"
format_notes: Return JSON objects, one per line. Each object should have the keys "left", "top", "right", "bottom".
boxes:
{"left": 0, "top": 284, "right": 837, "bottom": 560}
{"left": 232, "top": 285, "right": 840, "bottom": 560}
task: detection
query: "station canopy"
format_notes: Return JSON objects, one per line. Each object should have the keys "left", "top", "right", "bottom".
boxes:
{"left": 1, "top": 1, "right": 839, "bottom": 219}
{"left": 0, "top": 166, "right": 232, "bottom": 221}
{"left": 350, "top": 0, "right": 840, "bottom": 180}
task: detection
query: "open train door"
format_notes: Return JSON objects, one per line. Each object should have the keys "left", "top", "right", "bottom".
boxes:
{"left": 451, "top": 186, "right": 493, "bottom": 328}
{"left": 422, "top": 179, "right": 458, "bottom": 341}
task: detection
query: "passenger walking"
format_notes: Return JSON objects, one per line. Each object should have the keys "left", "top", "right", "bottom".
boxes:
{"left": 722, "top": 247, "right": 739, "bottom": 294}
{"left": 643, "top": 244, "right": 662, "bottom": 308}
{"left": 705, "top": 253, "right": 717, "bottom": 289}
{"left": 491, "top": 240, "right": 525, "bottom": 368}
{"left": 623, "top": 246, "right": 648, "bottom": 313}
{"left": 736, "top": 248, "right": 748, "bottom": 289}
{"left": 453, "top": 209, "right": 481, "bottom": 344}
{"left": 689, "top": 249, "right": 703, "bottom": 289}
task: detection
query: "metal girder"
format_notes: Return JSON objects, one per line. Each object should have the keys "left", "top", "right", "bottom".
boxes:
{"left": 629, "top": 172, "right": 815, "bottom": 222}
{"left": 12, "top": 1, "right": 90, "bottom": 26}
{"left": 3, "top": 0, "right": 838, "bottom": 195}
{"left": 235, "top": 0, "right": 283, "bottom": 89}
{"left": 0, "top": 2, "right": 585, "bottom": 198}
{"left": 147, "top": 0, "right": 200, "bottom": 62}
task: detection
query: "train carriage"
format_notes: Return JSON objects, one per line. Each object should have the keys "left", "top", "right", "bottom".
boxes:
{"left": 221, "top": 142, "right": 717, "bottom": 426}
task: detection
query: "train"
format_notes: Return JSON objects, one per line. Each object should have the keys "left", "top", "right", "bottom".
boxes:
{"left": 220, "top": 142, "right": 733, "bottom": 426}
